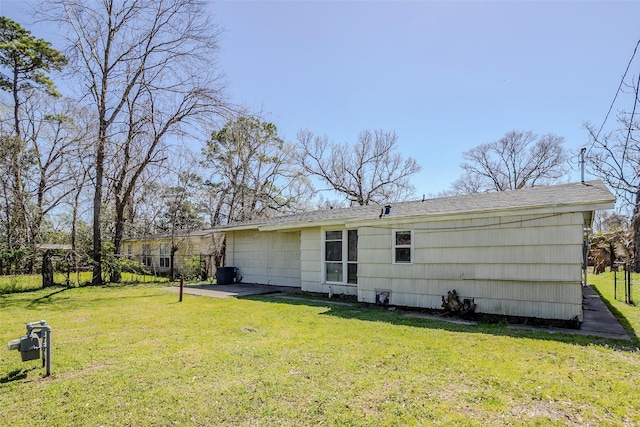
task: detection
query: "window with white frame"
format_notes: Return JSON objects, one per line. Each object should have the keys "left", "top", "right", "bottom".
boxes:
{"left": 325, "top": 230, "right": 343, "bottom": 282}
{"left": 159, "top": 242, "right": 170, "bottom": 268}
{"left": 393, "top": 230, "right": 412, "bottom": 264}
{"left": 324, "top": 229, "right": 358, "bottom": 284}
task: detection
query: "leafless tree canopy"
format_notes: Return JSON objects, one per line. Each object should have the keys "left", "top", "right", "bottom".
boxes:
{"left": 451, "top": 130, "right": 568, "bottom": 194}
{"left": 584, "top": 77, "right": 640, "bottom": 270}
{"left": 297, "top": 129, "right": 421, "bottom": 206}
{"left": 585, "top": 120, "right": 640, "bottom": 209}
{"left": 44, "top": 0, "right": 228, "bottom": 284}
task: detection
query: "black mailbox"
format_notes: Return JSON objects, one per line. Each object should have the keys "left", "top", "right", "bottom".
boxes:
{"left": 19, "top": 333, "right": 41, "bottom": 361}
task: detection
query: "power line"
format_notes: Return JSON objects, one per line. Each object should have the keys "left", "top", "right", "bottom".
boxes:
{"left": 620, "top": 72, "right": 640, "bottom": 171}
{"left": 587, "top": 38, "right": 640, "bottom": 156}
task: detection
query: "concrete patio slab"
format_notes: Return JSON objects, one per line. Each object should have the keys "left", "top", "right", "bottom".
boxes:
{"left": 509, "top": 285, "right": 631, "bottom": 341}
{"left": 163, "top": 283, "right": 299, "bottom": 299}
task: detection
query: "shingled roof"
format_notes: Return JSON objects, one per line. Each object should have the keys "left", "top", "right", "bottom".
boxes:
{"left": 212, "top": 180, "right": 615, "bottom": 232}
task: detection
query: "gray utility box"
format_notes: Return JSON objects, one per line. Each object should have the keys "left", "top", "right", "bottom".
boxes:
{"left": 7, "top": 320, "right": 52, "bottom": 376}
{"left": 18, "top": 333, "right": 41, "bottom": 361}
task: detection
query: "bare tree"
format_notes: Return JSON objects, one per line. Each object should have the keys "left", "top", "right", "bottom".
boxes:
{"left": 451, "top": 130, "right": 568, "bottom": 194}
{"left": 46, "top": 0, "right": 227, "bottom": 284}
{"left": 161, "top": 164, "right": 206, "bottom": 280}
{"left": 22, "top": 95, "right": 92, "bottom": 249}
{"left": 585, "top": 83, "right": 640, "bottom": 270}
{"left": 128, "top": 177, "right": 168, "bottom": 237}
{"left": 297, "top": 129, "right": 421, "bottom": 206}
{"left": 593, "top": 210, "right": 629, "bottom": 235}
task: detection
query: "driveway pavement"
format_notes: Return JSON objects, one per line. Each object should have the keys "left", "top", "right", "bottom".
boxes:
{"left": 164, "top": 283, "right": 632, "bottom": 341}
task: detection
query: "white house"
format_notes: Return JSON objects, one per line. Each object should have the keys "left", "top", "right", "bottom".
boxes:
{"left": 211, "top": 181, "right": 615, "bottom": 322}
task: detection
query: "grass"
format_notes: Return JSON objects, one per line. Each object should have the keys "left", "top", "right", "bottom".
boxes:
{"left": 0, "top": 276, "right": 639, "bottom": 426}
{"left": 0, "top": 272, "right": 170, "bottom": 294}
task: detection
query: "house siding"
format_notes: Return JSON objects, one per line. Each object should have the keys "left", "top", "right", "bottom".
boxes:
{"left": 300, "top": 228, "right": 322, "bottom": 292}
{"left": 211, "top": 181, "right": 615, "bottom": 322}
{"left": 227, "top": 229, "right": 301, "bottom": 287}
{"left": 357, "top": 212, "right": 585, "bottom": 321}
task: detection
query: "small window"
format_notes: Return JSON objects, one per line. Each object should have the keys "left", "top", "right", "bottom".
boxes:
{"left": 394, "top": 230, "right": 412, "bottom": 264}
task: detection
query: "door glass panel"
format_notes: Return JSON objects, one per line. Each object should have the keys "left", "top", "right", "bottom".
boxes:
{"left": 325, "top": 262, "right": 343, "bottom": 282}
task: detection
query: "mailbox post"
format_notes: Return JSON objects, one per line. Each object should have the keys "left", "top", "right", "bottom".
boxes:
{"left": 7, "top": 320, "right": 52, "bottom": 377}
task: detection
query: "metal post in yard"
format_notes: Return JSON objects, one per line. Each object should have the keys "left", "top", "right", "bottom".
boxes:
{"left": 179, "top": 276, "right": 184, "bottom": 302}
{"left": 26, "top": 320, "right": 51, "bottom": 377}
{"left": 625, "top": 263, "right": 631, "bottom": 304}
{"left": 628, "top": 266, "right": 633, "bottom": 305}
{"left": 42, "top": 326, "right": 51, "bottom": 377}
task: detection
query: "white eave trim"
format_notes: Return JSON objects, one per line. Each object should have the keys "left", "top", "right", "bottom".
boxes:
{"left": 349, "top": 199, "right": 615, "bottom": 228}
{"left": 258, "top": 218, "right": 350, "bottom": 232}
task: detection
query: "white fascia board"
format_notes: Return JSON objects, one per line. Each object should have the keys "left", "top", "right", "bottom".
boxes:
{"left": 349, "top": 199, "right": 615, "bottom": 228}
{"left": 211, "top": 224, "right": 263, "bottom": 233}
{"left": 258, "top": 218, "right": 350, "bottom": 232}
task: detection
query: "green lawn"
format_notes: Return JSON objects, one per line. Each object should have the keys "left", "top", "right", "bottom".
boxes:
{"left": 0, "top": 272, "right": 169, "bottom": 293}
{"left": 1, "top": 276, "right": 639, "bottom": 426}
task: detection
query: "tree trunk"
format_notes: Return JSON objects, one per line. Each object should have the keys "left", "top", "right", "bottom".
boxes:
{"left": 633, "top": 186, "right": 640, "bottom": 273}
{"left": 92, "top": 126, "right": 106, "bottom": 286}
{"left": 170, "top": 245, "right": 178, "bottom": 281}
{"left": 111, "top": 200, "right": 126, "bottom": 284}
{"left": 42, "top": 249, "right": 54, "bottom": 288}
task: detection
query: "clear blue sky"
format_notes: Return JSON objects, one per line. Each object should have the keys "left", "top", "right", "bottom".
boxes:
{"left": 3, "top": 1, "right": 640, "bottom": 199}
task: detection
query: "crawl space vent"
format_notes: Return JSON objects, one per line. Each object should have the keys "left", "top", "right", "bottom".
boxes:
{"left": 375, "top": 290, "right": 391, "bottom": 306}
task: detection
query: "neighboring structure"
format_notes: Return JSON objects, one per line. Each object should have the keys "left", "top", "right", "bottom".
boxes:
{"left": 123, "top": 230, "right": 221, "bottom": 278}
{"left": 211, "top": 181, "right": 615, "bottom": 322}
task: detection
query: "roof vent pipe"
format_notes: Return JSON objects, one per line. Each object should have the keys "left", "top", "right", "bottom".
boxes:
{"left": 580, "top": 147, "right": 586, "bottom": 184}
{"left": 379, "top": 205, "right": 392, "bottom": 218}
